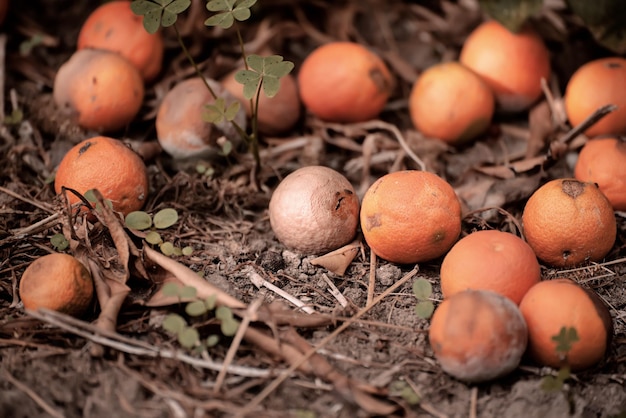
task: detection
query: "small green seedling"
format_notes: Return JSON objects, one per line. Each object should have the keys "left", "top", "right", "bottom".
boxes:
{"left": 50, "top": 233, "right": 69, "bottom": 251}
{"left": 161, "top": 282, "right": 239, "bottom": 350}
{"left": 19, "top": 34, "right": 44, "bottom": 56}
{"left": 412, "top": 278, "right": 435, "bottom": 319}
{"left": 129, "top": 0, "right": 191, "bottom": 34}
{"left": 124, "top": 208, "right": 193, "bottom": 256}
{"left": 195, "top": 161, "right": 216, "bottom": 178}
{"left": 3, "top": 108, "right": 24, "bottom": 125}
{"left": 389, "top": 380, "right": 421, "bottom": 406}
{"left": 541, "top": 326, "right": 580, "bottom": 392}
{"left": 131, "top": 0, "right": 294, "bottom": 171}
{"left": 84, "top": 189, "right": 113, "bottom": 213}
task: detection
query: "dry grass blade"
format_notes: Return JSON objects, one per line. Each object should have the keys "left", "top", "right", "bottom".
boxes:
{"left": 87, "top": 190, "right": 134, "bottom": 337}
{"left": 26, "top": 308, "right": 275, "bottom": 378}
{"left": 236, "top": 266, "right": 420, "bottom": 417}
{"left": 214, "top": 297, "right": 264, "bottom": 393}
{"left": 1, "top": 368, "right": 65, "bottom": 418}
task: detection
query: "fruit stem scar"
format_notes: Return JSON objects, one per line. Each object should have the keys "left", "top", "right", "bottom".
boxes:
{"left": 561, "top": 179, "right": 584, "bottom": 198}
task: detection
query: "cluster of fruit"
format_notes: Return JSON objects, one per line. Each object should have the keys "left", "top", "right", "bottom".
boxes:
{"left": 51, "top": 1, "right": 302, "bottom": 159}
{"left": 268, "top": 18, "right": 625, "bottom": 382}
{"left": 271, "top": 165, "right": 615, "bottom": 382}
{"left": 20, "top": 2, "right": 624, "bottom": 383}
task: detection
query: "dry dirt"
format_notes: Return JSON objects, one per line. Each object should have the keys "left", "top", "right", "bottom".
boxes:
{"left": 1, "top": 1, "right": 626, "bottom": 417}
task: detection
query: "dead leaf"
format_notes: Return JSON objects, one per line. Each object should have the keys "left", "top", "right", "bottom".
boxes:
{"left": 527, "top": 100, "right": 556, "bottom": 158}
{"left": 310, "top": 240, "right": 361, "bottom": 276}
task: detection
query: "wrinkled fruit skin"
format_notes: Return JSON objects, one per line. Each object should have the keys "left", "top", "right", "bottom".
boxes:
{"left": 269, "top": 166, "right": 360, "bottom": 255}
{"left": 429, "top": 289, "right": 528, "bottom": 382}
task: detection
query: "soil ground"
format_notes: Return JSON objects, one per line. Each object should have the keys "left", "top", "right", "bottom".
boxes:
{"left": 1, "top": 1, "right": 626, "bottom": 417}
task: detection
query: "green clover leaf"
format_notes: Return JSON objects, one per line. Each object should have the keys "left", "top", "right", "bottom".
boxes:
{"left": 205, "top": 0, "right": 257, "bottom": 29}
{"left": 203, "top": 97, "right": 241, "bottom": 124}
{"left": 131, "top": 0, "right": 192, "bottom": 34}
{"left": 234, "top": 55, "right": 294, "bottom": 100}
{"left": 125, "top": 211, "right": 153, "bottom": 230}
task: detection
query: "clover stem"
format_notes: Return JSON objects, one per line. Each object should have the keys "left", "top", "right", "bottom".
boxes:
{"left": 233, "top": 22, "right": 261, "bottom": 172}
{"left": 173, "top": 23, "right": 256, "bottom": 166}
{"left": 173, "top": 24, "right": 218, "bottom": 100}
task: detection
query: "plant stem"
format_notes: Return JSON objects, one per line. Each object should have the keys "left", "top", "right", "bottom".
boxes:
{"left": 173, "top": 24, "right": 218, "bottom": 100}
{"left": 233, "top": 22, "right": 261, "bottom": 171}
{"left": 173, "top": 23, "right": 260, "bottom": 169}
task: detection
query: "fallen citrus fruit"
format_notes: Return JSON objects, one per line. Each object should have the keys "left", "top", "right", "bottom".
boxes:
{"left": 78, "top": 0, "right": 164, "bottom": 81}
{"left": 519, "top": 278, "right": 613, "bottom": 371}
{"left": 409, "top": 61, "right": 494, "bottom": 145}
{"left": 459, "top": 20, "right": 551, "bottom": 112}
{"left": 360, "top": 170, "right": 462, "bottom": 264}
{"left": 156, "top": 77, "right": 246, "bottom": 159}
{"left": 440, "top": 229, "right": 540, "bottom": 305}
{"left": 574, "top": 136, "right": 626, "bottom": 211}
{"left": 429, "top": 289, "right": 528, "bottom": 382}
{"left": 564, "top": 57, "right": 626, "bottom": 137}
{"left": 221, "top": 70, "right": 301, "bottom": 136}
{"left": 522, "top": 178, "right": 616, "bottom": 267}
{"left": 53, "top": 49, "right": 144, "bottom": 133}
{"left": 298, "top": 41, "right": 394, "bottom": 123}
{"left": 269, "top": 165, "right": 360, "bottom": 255}
{"left": 20, "top": 253, "right": 94, "bottom": 317}
{"left": 54, "top": 136, "right": 149, "bottom": 217}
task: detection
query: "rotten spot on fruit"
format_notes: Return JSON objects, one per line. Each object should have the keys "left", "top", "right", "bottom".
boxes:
{"left": 432, "top": 230, "right": 446, "bottom": 243}
{"left": 369, "top": 67, "right": 393, "bottom": 94}
{"left": 365, "top": 213, "right": 382, "bottom": 230}
{"left": 78, "top": 141, "right": 93, "bottom": 155}
{"left": 561, "top": 179, "right": 584, "bottom": 198}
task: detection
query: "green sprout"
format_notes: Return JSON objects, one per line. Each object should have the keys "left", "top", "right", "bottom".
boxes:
{"left": 129, "top": 0, "right": 191, "bottom": 34}
{"left": 124, "top": 208, "right": 193, "bottom": 256}
{"left": 389, "top": 380, "right": 421, "bottom": 406}
{"left": 50, "top": 233, "right": 69, "bottom": 251}
{"left": 412, "top": 278, "right": 435, "bottom": 319}
{"left": 541, "top": 326, "right": 580, "bottom": 392}
{"left": 131, "top": 0, "right": 294, "bottom": 175}
{"left": 161, "top": 282, "right": 239, "bottom": 350}
{"left": 19, "top": 33, "right": 44, "bottom": 56}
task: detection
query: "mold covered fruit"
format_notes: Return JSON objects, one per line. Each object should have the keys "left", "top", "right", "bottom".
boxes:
{"left": 268, "top": 166, "right": 360, "bottom": 255}
{"left": 156, "top": 77, "right": 246, "bottom": 159}
{"left": 429, "top": 289, "right": 528, "bottom": 382}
